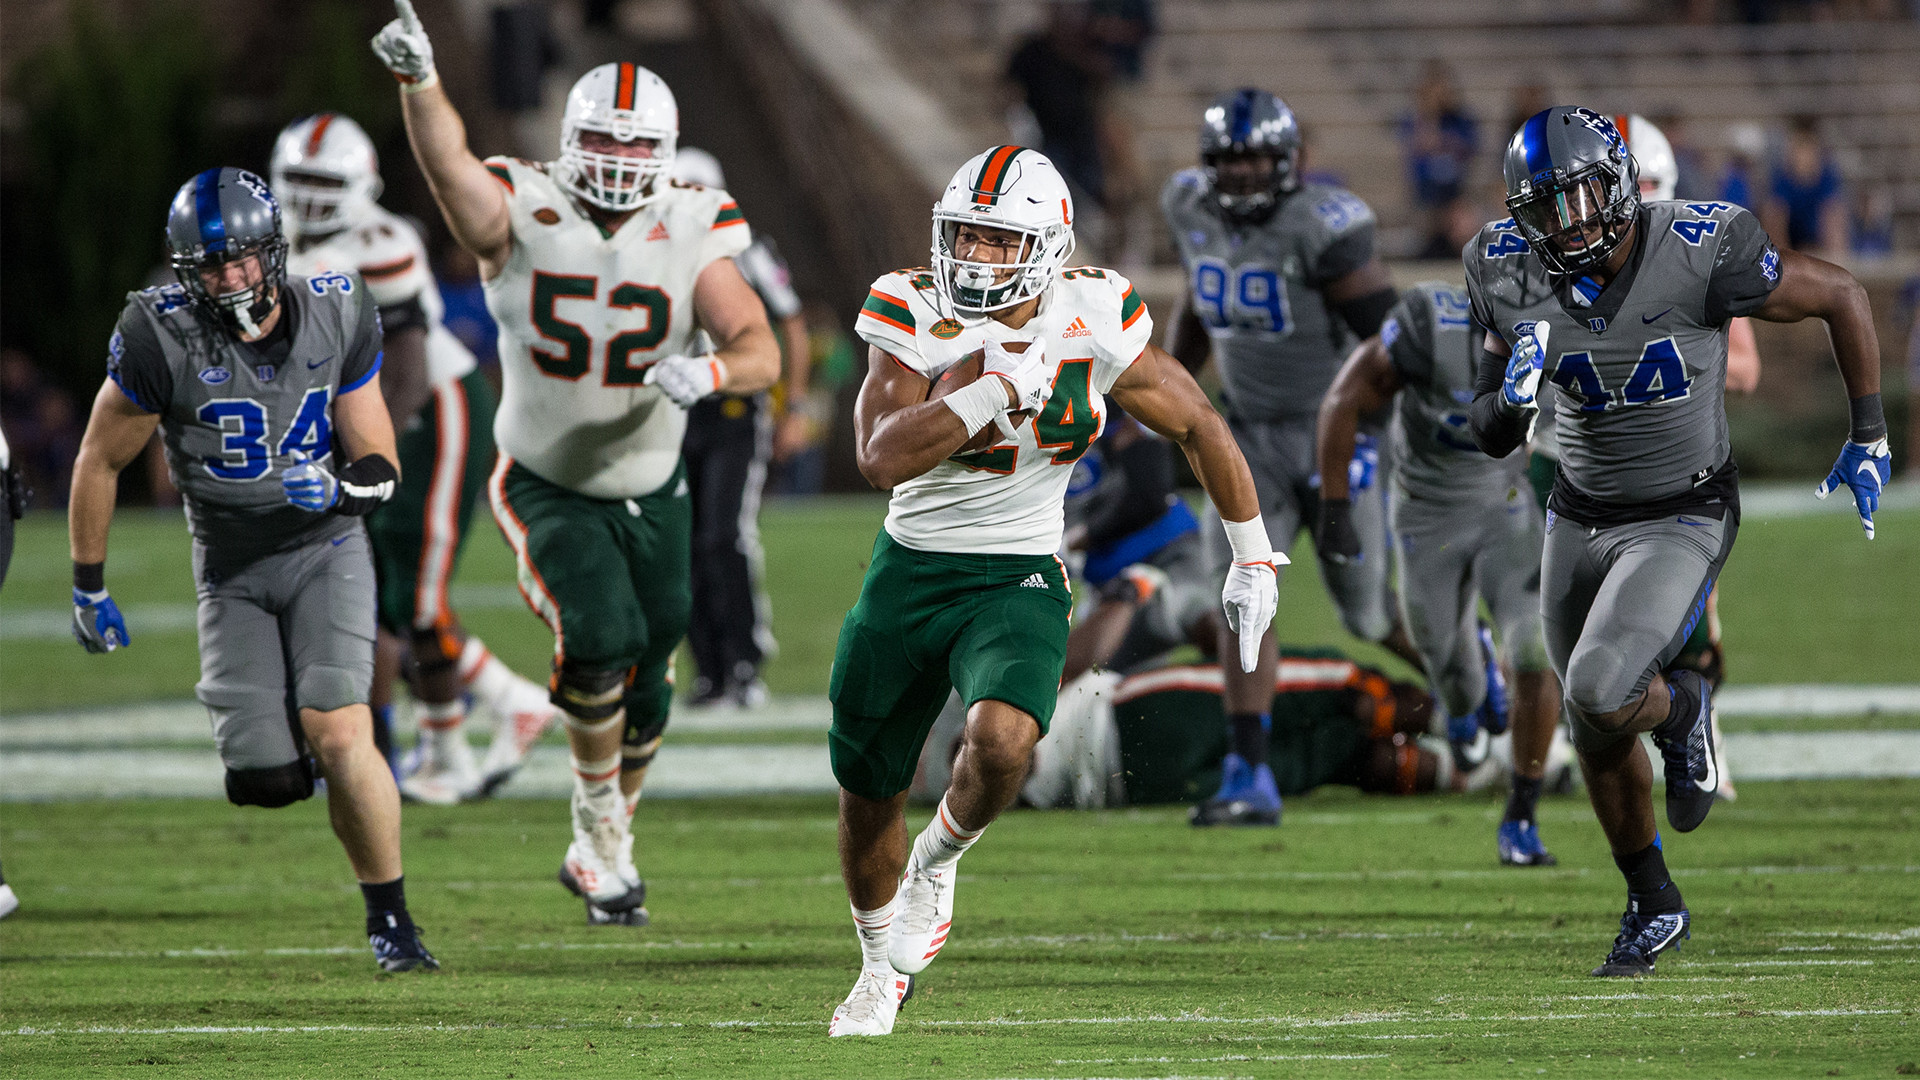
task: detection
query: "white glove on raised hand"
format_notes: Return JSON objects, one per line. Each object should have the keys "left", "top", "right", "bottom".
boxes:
{"left": 645, "top": 353, "right": 728, "bottom": 408}
{"left": 372, "top": 0, "right": 437, "bottom": 87}
{"left": 1218, "top": 515, "right": 1286, "bottom": 673}
{"left": 1502, "top": 321, "right": 1549, "bottom": 410}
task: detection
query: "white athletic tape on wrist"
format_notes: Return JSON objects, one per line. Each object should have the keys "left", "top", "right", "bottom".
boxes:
{"left": 941, "top": 378, "right": 1009, "bottom": 440}
{"left": 399, "top": 69, "right": 440, "bottom": 94}
{"left": 1221, "top": 514, "right": 1276, "bottom": 565}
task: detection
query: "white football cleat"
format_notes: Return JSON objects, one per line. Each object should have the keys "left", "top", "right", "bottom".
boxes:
{"left": 398, "top": 726, "right": 480, "bottom": 806}
{"left": 472, "top": 692, "right": 560, "bottom": 799}
{"left": 1710, "top": 706, "right": 1737, "bottom": 801}
{"left": 888, "top": 865, "right": 956, "bottom": 975}
{"left": 828, "top": 968, "right": 913, "bottom": 1037}
{"left": 559, "top": 839, "right": 647, "bottom": 911}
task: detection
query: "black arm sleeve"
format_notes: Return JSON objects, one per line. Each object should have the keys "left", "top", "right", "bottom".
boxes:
{"left": 1333, "top": 286, "right": 1399, "bottom": 342}
{"left": 329, "top": 454, "right": 398, "bottom": 517}
{"left": 1704, "top": 209, "right": 1782, "bottom": 326}
{"left": 1082, "top": 437, "right": 1177, "bottom": 549}
{"left": 377, "top": 294, "right": 429, "bottom": 337}
{"left": 105, "top": 304, "right": 171, "bottom": 414}
{"left": 1467, "top": 342, "right": 1531, "bottom": 459}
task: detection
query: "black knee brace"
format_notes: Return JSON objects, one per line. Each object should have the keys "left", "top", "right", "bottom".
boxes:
{"left": 410, "top": 623, "right": 463, "bottom": 679}
{"left": 623, "top": 714, "right": 669, "bottom": 769}
{"left": 552, "top": 662, "right": 628, "bottom": 721}
{"left": 225, "top": 758, "right": 315, "bottom": 808}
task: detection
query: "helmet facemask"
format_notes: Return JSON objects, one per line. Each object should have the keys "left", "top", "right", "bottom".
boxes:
{"left": 1203, "top": 146, "right": 1297, "bottom": 224}
{"left": 559, "top": 120, "right": 676, "bottom": 213}
{"left": 931, "top": 213, "right": 1073, "bottom": 316}
{"left": 273, "top": 168, "right": 381, "bottom": 241}
{"left": 1507, "top": 162, "right": 1638, "bottom": 277}
{"left": 174, "top": 239, "right": 289, "bottom": 338}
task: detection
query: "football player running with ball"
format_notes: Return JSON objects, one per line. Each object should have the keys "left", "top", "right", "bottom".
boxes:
{"left": 375, "top": 3, "right": 779, "bottom": 924}
{"left": 70, "top": 168, "right": 435, "bottom": 972}
{"left": 272, "top": 111, "right": 561, "bottom": 803}
{"left": 1317, "top": 282, "right": 1562, "bottom": 867}
{"left": 1162, "top": 89, "right": 1420, "bottom": 828}
{"left": 827, "top": 146, "right": 1279, "bottom": 1035}
{"left": 1466, "top": 108, "right": 1891, "bottom": 977}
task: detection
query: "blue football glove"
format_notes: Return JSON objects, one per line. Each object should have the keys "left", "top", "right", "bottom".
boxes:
{"left": 1348, "top": 433, "right": 1379, "bottom": 494}
{"left": 72, "top": 587, "right": 131, "bottom": 653}
{"left": 1815, "top": 436, "right": 1892, "bottom": 539}
{"left": 282, "top": 449, "right": 340, "bottom": 512}
{"left": 1502, "top": 322, "right": 1549, "bottom": 409}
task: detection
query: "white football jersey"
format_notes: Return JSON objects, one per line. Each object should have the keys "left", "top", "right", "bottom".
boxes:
{"left": 285, "top": 204, "right": 477, "bottom": 387}
{"left": 482, "top": 157, "right": 750, "bottom": 499}
{"left": 855, "top": 267, "right": 1153, "bottom": 555}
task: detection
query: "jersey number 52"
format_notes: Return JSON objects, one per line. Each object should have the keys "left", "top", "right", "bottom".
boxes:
{"left": 530, "top": 272, "right": 672, "bottom": 385}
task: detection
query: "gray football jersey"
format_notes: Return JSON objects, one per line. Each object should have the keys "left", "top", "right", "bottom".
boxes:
{"left": 1384, "top": 281, "right": 1526, "bottom": 499}
{"left": 1463, "top": 200, "right": 1779, "bottom": 504}
{"left": 1162, "top": 171, "right": 1377, "bottom": 422}
{"left": 108, "top": 273, "right": 382, "bottom": 561}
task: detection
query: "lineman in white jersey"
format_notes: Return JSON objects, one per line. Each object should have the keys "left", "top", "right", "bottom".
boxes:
{"left": 827, "top": 145, "right": 1278, "bottom": 1035}
{"left": 273, "top": 112, "right": 560, "bottom": 804}
{"left": 375, "top": 4, "right": 779, "bottom": 924}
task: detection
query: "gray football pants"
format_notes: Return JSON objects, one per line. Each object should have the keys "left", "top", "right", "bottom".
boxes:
{"left": 1203, "top": 417, "right": 1396, "bottom": 643}
{"left": 194, "top": 529, "right": 377, "bottom": 771}
{"left": 1541, "top": 508, "right": 1736, "bottom": 753}
{"left": 1391, "top": 483, "right": 1550, "bottom": 720}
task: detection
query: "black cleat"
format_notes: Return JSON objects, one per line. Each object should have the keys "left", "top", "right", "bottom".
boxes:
{"left": 1653, "top": 670, "right": 1718, "bottom": 833}
{"left": 368, "top": 913, "right": 440, "bottom": 973}
{"left": 1590, "top": 907, "right": 1689, "bottom": 977}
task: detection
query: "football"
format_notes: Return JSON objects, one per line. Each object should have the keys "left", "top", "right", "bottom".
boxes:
{"left": 926, "top": 341, "right": 1034, "bottom": 453}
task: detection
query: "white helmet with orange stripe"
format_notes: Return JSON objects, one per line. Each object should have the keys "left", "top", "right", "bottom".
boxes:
{"left": 1614, "top": 113, "right": 1678, "bottom": 202}
{"left": 557, "top": 62, "right": 678, "bottom": 213}
{"left": 270, "top": 112, "right": 382, "bottom": 241}
{"left": 931, "top": 145, "right": 1076, "bottom": 316}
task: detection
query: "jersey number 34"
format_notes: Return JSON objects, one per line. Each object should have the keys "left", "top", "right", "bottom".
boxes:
{"left": 530, "top": 272, "right": 672, "bottom": 385}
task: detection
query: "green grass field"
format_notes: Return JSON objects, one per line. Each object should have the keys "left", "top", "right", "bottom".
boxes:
{"left": 3, "top": 500, "right": 1917, "bottom": 713}
{"left": 1, "top": 784, "right": 1915, "bottom": 1078}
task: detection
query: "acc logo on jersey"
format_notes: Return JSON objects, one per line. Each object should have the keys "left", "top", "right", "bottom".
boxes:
{"left": 930, "top": 318, "right": 964, "bottom": 340}
{"left": 199, "top": 366, "right": 232, "bottom": 385}
{"left": 533, "top": 208, "right": 561, "bottom": 225}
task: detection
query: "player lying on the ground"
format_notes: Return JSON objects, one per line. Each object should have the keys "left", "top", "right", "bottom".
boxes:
{"left": 69, "top": 167, "right": 436, "bottom": 972}
{"left": 827, "top": 145, "right": 1279, "bottom": 1035}
{"left": 1058, "top": 404, "right": 1217, "bottom": 686}
{"left": 1467, "top": 107, "right": 1891, "bottom": 977}
{"left": 375, "top": 2, "right": 779, "bottom": 927}
{"left": 1162, "top": 88, "right": 1425, "bottom": 829}
{"left": 1317, "top": 281, "right": 1561, "bottom": 867}
{"left": 271, "top": 111, "right": 559, "bottom": 804}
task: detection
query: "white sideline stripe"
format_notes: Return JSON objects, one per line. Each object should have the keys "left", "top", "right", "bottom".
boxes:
{"left": 7, "top": 1008, "right": 1903, "bottom": 1039}
{"left": 1718, "top": 684, "right": 1920, "bottom": 716}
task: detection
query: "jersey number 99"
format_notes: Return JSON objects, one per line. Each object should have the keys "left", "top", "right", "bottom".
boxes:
{"left": 530, "top": 272, "right": 673, "bottom": 386}
{"left": 1191, "top": 258, "right": 1291, "bottom": 335}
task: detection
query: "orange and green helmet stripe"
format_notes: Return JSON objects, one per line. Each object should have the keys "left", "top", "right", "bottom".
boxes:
{"left": 861, "top": 289, "right": 915, "bottom": 334}
{"left": 305, "top": 113, "right": 336, "bottom": 157}
{"left": 615, "top": 62, "right": 637, "bottom": 110}
{"left": 1120, "top": 284, "right": 1145, "bottom": 330}
{"left": 970, "top": 145, "right": 1024, "bottom": 207}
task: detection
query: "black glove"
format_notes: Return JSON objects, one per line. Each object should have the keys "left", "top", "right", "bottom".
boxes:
{"left": 1315, "top": 497, "right": 1362, "bottom": 565}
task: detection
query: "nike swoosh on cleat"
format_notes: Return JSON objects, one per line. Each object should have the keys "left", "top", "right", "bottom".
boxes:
{"left": 331, "top": 536, "right": 350, "bottom": 546}
{"left": 1642, "top": 308, "right": 1674, "bottom": 324}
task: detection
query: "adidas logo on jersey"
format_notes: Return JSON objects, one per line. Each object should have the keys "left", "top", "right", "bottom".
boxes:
{"left": 1019, "top": 573, "right": 1049, "bottom": 589}
{"left": 1061, "top": 317, "right": 1091, "bottom": 338}
{"left": 646, "top": 222, "right": 670, "bottom": 242}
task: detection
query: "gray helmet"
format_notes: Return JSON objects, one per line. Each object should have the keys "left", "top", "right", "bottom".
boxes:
{"left": 166, "top": 167, "right": 289, "bottom": 337}
{"left": 1501, "top": 107, "right": 1640, "bottom": 277}
{"left": 1199, "top": 88, "right": 1301, "bottom": 223}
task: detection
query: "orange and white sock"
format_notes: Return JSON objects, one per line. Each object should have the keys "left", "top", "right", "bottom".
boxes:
{"left": 418, "top": 698, "right": 466, "bottom": 737}
{"left": 851, "top": 896, "right": 896, "bottom": 972}
{"left": 909, "top": 795, "right": 984, "bottom": 873}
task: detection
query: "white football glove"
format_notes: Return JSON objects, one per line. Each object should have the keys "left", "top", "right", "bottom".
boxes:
{"left": 1502, "top": 321, "right": 1549, "bottom": 410}
{"left": 1222, "top": 560, "right": 1281, "bottom": 674}
{"left": 982, "top": 338, "right": 1053, "bottom": 419}
{"left": 372, "top": 0, "right": 437, "bottom": 87}
{"left": 645, "top": 353, "right": 728, "bottom": 408}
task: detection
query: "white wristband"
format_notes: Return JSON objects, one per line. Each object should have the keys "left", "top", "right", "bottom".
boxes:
{"left": 1221, "top": 514, "right": 1274, "bottom": 563}
{"left": 940, "top": 378, "right": 1008, "bottom": 439}
{"left": 400, "top": 69, "right": 441, "bottom": 95}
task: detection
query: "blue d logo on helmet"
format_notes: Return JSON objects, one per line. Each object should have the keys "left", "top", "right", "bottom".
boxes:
{"left": 1502, "top": 107, "right": 1640, "bottom": 277}
{"left": 164, "top": 166, "right": 290, "bottom": 338}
